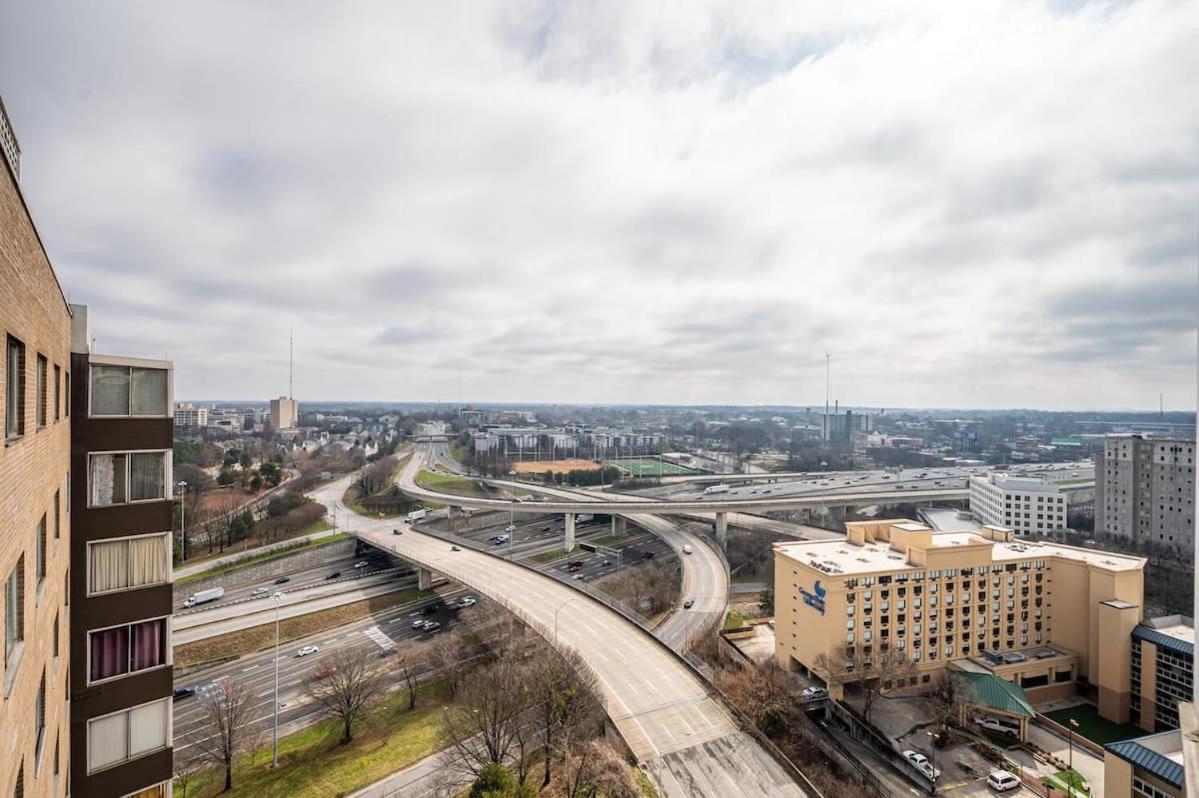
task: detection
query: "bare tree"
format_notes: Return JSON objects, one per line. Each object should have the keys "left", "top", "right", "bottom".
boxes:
{"left": 525, "top": 643, "right": 603, "bottom": 787}
{"left": 306, "top": 648, "right": 390, "bottom": 744}
{"left": 427, "top": 632, "right": 464, "bottom": 700}
{"left": 441, "top": 656, "right": 529, "bottom": 780}
{"left": 814, "top": 649, "right": 916, "bottom": 722}
{"left": 172, "top": 747, "right": 206, "bottom": 798}
{"left": 396, "top": 649, "right": 426, "bottom": 711}
{"left": 930, "top": 673, "right": 970, "bottom": 739}
{"left": 189, "top": 679, "right": 260, "bottom": 792}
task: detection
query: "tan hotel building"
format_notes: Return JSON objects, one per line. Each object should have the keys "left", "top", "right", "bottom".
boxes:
{"left": 775, "top": 519, "right": 1146, "bottom": 722}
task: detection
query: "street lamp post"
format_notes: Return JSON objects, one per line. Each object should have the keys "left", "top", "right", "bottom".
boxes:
{"left": 1067, "top": 718, "right": 1079, "bottom": 787}
{"left": 554, "top": 597, "right": 577, "bottom": 643}
{"left": 176, "top": 480, "right": 188, "bottom": 561}
{"left": 271, "top": 591, "right": 286, "bottom": 767}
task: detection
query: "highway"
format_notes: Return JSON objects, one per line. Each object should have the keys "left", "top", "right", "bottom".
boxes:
{"left": 173, "top": 587, "right": 472, "bottom": 751}
{"left": 354, "top": 517, "right": 808, "bottom": 797}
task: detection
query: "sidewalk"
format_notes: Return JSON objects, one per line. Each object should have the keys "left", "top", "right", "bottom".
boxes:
{"left": 348, "top": 748, "right": 468, "bottom": 798}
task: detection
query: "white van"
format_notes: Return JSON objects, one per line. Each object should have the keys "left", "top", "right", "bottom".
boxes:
{"left": 986, "top": 770, "right": 1020, "bottom": 792}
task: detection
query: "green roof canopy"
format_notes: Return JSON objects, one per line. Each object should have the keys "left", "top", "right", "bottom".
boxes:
{"left": 952, "top": 671, "right": 1035, "bottom": 718}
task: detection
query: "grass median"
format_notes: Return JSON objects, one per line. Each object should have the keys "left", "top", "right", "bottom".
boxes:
{"left": 416, "top": 469, "right": 491, "bottom": 498}
{"left": 175, "top": 587, "right": 434, "bottom": 667}
{"left": 178, "top": 680, "right": 451, "bottom": 798}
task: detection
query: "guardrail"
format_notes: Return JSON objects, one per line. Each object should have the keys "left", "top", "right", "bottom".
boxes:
{"left": 372, "top": 524, "right": 824, "bottom": 797}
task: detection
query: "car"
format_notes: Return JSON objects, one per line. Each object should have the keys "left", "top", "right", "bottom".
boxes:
{"left": 274, "top": 577, "right": 290, "bottom": 585}
{"left": 572, "top": 574, "right": 584, "bottom": 580}
{"left": 325, "top": 571, "right": 341, "bottom": 579}
{"left": 602, "top": 560, "right": 612, "bottom": 566}
{"left": 451, "top": 545, "right": 461, "bottom": 552}
{"left": 458, "top": 596, "right": 477, "bottom": 608}
{"left": 683, "top": 599, "right": 694, "bottom": 609}
{"left": 250, "top": 587, "right": 269, "bottom": 596}
{"left": 902, "top": 751, "right": 940, "bottom": 780}
{"left": 173, "top": 686, "right": 196, "bottom": 701}
{"left": 412, "top": 618, "right": 427, "bottom": 629}
{"left": 354, "top": 561, "right": 368, "bottom": 569}
{"left": 542, "top": 525, "right": 552, "bottom": 531}
{"left": 296, "top": 645, "right": 320, "bottom": 657}
{"left": 801, "top": 686, "right": 827, "bottom": 700}
{"left": 986, "top": 770, "right": 1020, "bottom": 792}
{"left": 421, "top": 620, "right": 442, "bottom": 632}
{"left": 393, "top": 528, "right": 403, "bottom": 535}
{"left": 422, "top": 603, "right": 439, "bottom": 615}
{"left": 313, "top": 665, "right": 338, "bottom": 680}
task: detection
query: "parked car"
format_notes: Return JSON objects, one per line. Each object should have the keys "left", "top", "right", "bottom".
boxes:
{"left": 296, "top": 645, "right": 320, "bottom": 657}
{"left": 986, "top": 770, "right": 1020, "bottom": 792}
{"left": 902, "top": 750, "right": 940, "bottom": 780}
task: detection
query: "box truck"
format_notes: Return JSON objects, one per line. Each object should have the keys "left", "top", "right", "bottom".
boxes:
{"left": 183, "top": 587, "right": 225, "bottom": 608}
{"left": 406, "top": 508, "right": 429, "bottom": 523}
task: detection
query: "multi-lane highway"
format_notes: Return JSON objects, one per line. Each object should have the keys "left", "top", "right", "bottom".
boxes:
{"left": 173, "top": 587, "right": 473, "bottom": 751}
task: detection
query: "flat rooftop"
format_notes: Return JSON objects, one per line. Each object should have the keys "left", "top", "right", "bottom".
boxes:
{"left": 775, "top": 523, "right": 1145, "bottom": 577}
{"left": 973, "top": 474, "right": 1062, "bottom": 493}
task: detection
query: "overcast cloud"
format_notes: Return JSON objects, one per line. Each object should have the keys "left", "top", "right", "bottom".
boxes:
{"left": 2, "top": 0, "right": 1195, "bottom": 409}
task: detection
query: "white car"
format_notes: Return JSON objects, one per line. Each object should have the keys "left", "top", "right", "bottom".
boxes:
{"left": 354, "top": 561, "right": 368, "bottom": 569}
{"left": 412, "top": 618, "right": 427, "bottom": 629}
{"left": 296, "top": 645, "right": 320, "bottom": 657}
{"left": 458, "top": 596, "right": 477, "bottom": 608}
{"left": 987, "top": 770, "right": 1020, "bottom": 792}
{"left": 902, "top": 750, "right": 940, "bottom": 779}
{"left": 251, "top": 587, "right": 269, "bottom": 596}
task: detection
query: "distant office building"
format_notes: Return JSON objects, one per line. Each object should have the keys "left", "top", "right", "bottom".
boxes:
{"left": 1096, "top": 435, "right": 1195, "bottom": 556}
{"left": 70, "top": 306, "right": 175, "bottom": 797}
{"left": 822, "top": 410, "right": 872, "bottom": 445}
{"left": 1130, "top": 615, "right": 1193, "bottom": 733}
{"left": 0, "top": 95, "right": 20, "bottom": 180}
{"left": 970, "top": 474, "right": 1068, "bottom": 537}
{"left": 269, "top": 395, "right": 298, "bottom": 430}
{"left": 173, "top": 402, "right": 207, "bottom": 429}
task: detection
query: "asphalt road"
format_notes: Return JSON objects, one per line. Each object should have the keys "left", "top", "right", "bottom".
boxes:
{"left": 173, "top": 586, "right": 473, "bottom": 750}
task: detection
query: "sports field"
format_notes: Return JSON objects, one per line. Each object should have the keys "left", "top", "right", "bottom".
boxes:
{"left": 511, "top": 459, "right": 602, "bottom": 474}
{"left": 605, "top": 458, "right": 701, "bottom": 477}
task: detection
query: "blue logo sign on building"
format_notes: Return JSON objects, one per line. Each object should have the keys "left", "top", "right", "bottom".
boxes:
{"left": 799, "top": 579, "right": 827, "bottom": 615}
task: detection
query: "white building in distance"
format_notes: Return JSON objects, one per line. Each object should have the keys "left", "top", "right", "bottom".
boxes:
{"left": 270, "top": 396, "right": 299, "bottom": 430}
{"left": 969, "top": 473, "right": 1068, "bottom": 536}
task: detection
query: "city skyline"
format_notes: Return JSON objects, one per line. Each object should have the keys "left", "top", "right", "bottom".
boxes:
{"left": 2, "top": 1, "right": 1195, "bottom": 409}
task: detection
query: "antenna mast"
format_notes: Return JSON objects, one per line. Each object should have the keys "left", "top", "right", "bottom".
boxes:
{"left": 289, "top": 327, "right": 294, "bottom": 399}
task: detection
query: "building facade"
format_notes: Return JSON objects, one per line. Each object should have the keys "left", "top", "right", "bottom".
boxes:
{"left": 2, "top": 134, "right": 72, "bottom": 797}
{"left": 1096, "top": 434, "right": 1196, "bottom": 558}
{"left": 269, "top": 396, "right": 298, "bottom": 430}
{"left": 1130, "top": 615, "right": 1193, "bottom": 733}
{"left": 68, "top": 305, "right": 174, "bottom": 798}
{"left": 172, "top": 403, "right": 207, "bottom": 430}
{"left": 775, "top": 519, "right": 1146, "bottom": 723}
{"left": 969, "top": 474, "right": 1068, "bottom": 537}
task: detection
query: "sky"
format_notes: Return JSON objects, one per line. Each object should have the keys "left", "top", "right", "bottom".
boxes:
{"left": 1, "top": 0, "right": 1195, "bottom": 410}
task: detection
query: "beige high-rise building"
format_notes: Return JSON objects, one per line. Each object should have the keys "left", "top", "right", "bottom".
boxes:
{"left": 270, "top": 395, "right": 298, "bottom": 430}
{"left": 775, "top": 518, "right": 1146, "bottom": 724}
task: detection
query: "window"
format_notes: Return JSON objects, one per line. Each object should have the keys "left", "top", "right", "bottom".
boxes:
{"left": 87, "top": 699, "right": 169, "bottom": 773}
{"left": 4, "top": 556, "right": 24, "bottom": 662}
{"left": 53, "top": 364, "right": 60, "bottom": 421}
{"left": 35, "top": 670, "right": 45, "bottom": 761}
{"left": 89, "top": 451, "right": 168, "bottom": 506}
{"left": 36, "top": 355, "right": 47, "bottom": 427}
{"left": 53, "top": 490, "right": 60, "bottom": 539}
{"left": 64, "top": 372, "right": 69, "bottom": 417}
{"left": 52, "top": 613, "right": 59, "bottom": 659}
{"left": 88, "top": 618, "right": 168, "bottom": 683}
{"left": 6, "top": 335, "right": 25, "bottom": 439}
{"left": 90, "top": 365, "right": 168, "bottom": 417}
{"left": 36, "top": 515, "right": 46, "bottom": 586}
{"left": 12, "top": 761, "right": 22, "bottom": 798}
{"left": 87, "top": 534, "right": 170, "bottom": 594}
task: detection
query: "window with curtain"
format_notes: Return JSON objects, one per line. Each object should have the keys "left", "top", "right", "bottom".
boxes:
{"left": 88, "top": 619, "right": 166, "bottom": 683}
{"left": 89, "top": 365, "right": 168, "bottom": 416}
{"left": 87, "top": 711, "right": 128, "bottom": 772}
{"left": 130, "top": 453, "right": 165, "bottom": 501}
{"left": 129, "top": 699, "right": 167, "bottom": 756}
{"left": 88, "top": 535, "right": 169, "bottom": 594}
{"left": 89, "top": 453, "right": 127, "bottom": 506}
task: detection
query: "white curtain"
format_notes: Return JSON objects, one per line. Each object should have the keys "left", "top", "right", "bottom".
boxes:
{"left": 89, "top": 540, "right": 129, "bottom": 593}
{"left": 130, "top": 368, "right": 167, "bottom": 416}
{"left": 130, "top": 453, "right": 164, "bottom": 501}
{"left": 129, "top": 536, "right": 167, "bottom": 587}
{"left": 129, "top": 700, "right": 166, "bottom": 756}
{"left": 88, "top": 712, "right": 128, "bottom": 772}
{"left": 90, "top": 365, "right": 130, "bottom": 416}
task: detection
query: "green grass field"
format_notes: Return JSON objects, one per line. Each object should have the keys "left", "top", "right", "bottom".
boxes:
{"left": 605, "top": 458, "right": 700, "bottom": 477}
{"left": 415, "top": 470, "right": 490, "bottom": 498}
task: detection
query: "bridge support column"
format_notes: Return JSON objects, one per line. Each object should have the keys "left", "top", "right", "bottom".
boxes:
{"left": 418, "top": 567, "right": 432, "bottom": 591}
{"left": 715, "top": 512, "right": 728, "bottom": 548}
{"left": 565, "top": 513, "right": 576, "bottom": 552}
{"left": 611, "top": 516, "right": 626, "bottom": 537}
{"left": 448, "top": 505, "right": 462, "bottom": 531}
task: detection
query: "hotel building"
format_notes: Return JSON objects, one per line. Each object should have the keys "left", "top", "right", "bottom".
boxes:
{"left": 968, "top": 473, "right": 1067, "bottom": 537}
{"left": 775, "top": 519, "right": 1146, "bottom": 724}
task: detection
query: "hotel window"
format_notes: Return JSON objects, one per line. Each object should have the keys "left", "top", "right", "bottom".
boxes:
{"left": 89, "top": 365, "right": 168, "bottom": 417}
{"left": 5, "top": 335, "right": 26, "bottom": 439}
{"left": 35, "top": 670, "right": 45, "bottom": 761}
{"left": 36, "top": 355, "right": 47, "bottom": 427}
{"left": 4, "top": 556, "right": 24, "bottom": 663}
{"left": 89, "top": 451, "right": 168, "bottom": 506}
{"left": 87, "top": 534, "right": 170, "bottom": 594}
{"left": 87, "top": 698, "right": 170, "bottom": 773}
{"left": 53, "top": 490, "right": 60, "bottom": 539}
{"left": 88, "top": 618, "right": 168, "bottom": 683}
{"left": 53, "top": 364, "right": 60, "bottom": 421}
{"left": 36, "top": 515, "right": 46, "bottom": 586}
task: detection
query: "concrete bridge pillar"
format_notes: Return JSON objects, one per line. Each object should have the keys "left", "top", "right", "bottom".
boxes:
{"left": 715, "top": 512, "right": 728, "bottom": 548}
{"left": 611, "top": 516, "right": 627, "bottom": 537}
{"left": 448, "top": 505, "right": 462, "bottom": 530}
{"left": 565, "top": 513, "right": 576, "bottom": 552}
{"left": 418, "top": 567, "right": 433, "bottom": 591}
